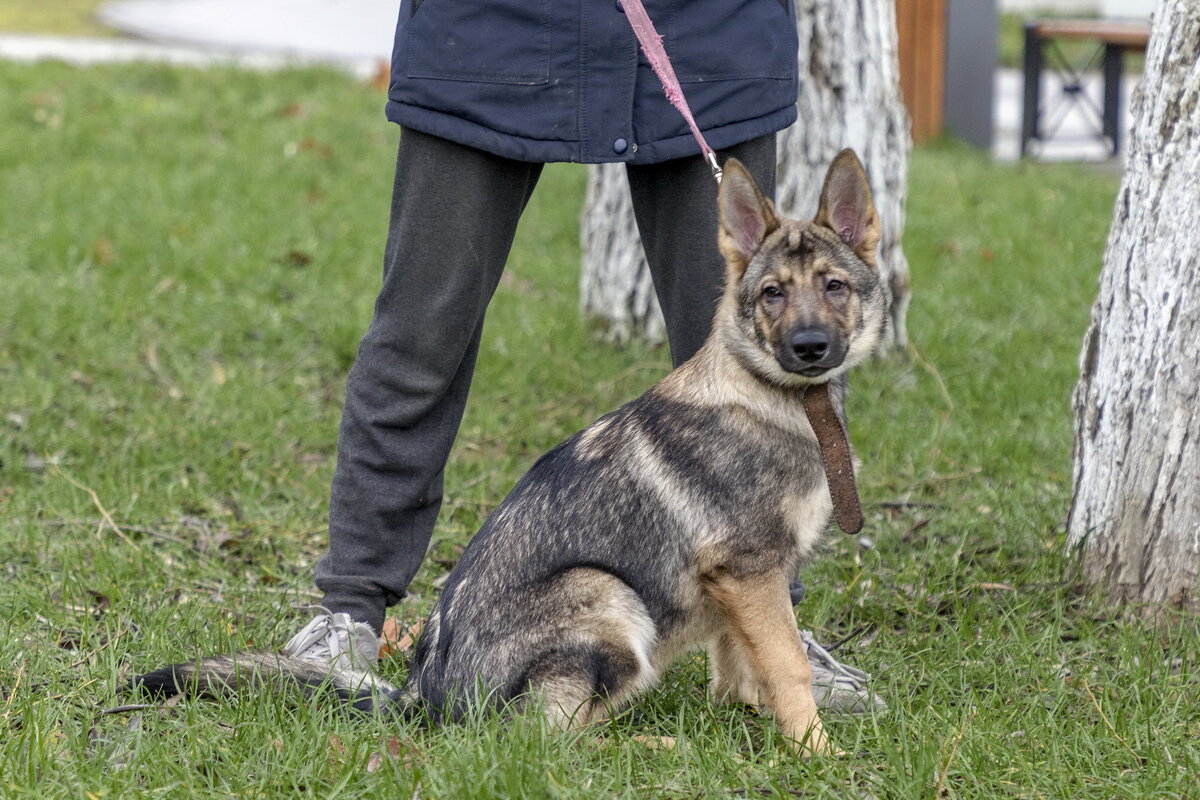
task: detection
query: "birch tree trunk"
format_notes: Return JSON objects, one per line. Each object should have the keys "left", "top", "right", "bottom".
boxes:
{"left": 1067, "top": 0, "right": 1200, "bottom": 619}
{"left": 579, "top": 165, "right": 665, "bottom": 344}
{"left": 580, "top": 0, "right": 912, "bottom": 348}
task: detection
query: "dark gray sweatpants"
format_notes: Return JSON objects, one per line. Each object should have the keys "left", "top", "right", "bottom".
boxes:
{"left": 315, "top": 128, "right": 777, "bottom": 633}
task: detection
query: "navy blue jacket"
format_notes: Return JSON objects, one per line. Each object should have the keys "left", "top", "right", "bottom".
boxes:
{"left": 385, "top": 0, "right": 799, "bottom": 164}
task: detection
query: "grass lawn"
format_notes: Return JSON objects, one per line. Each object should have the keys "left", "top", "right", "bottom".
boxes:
{"left": 1, "top": 62, "right": 1196, "bottom": 799}
{"left": 0, "top": 0, "right": 112, "bottom": 37}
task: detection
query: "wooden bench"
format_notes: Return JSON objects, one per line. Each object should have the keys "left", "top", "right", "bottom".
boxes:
{"left": 1021, "top": 20, "right": 1150, "bottom": 157}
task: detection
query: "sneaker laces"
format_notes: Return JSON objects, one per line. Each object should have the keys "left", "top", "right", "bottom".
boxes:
{"left": 799, "top": 630, "right": 872, "bottom": 685}
{"left": 799, "top": 630, "right": 886, "bottom": 714}
{"left": 283, "top": 607, "right": 380, "bottom": 673}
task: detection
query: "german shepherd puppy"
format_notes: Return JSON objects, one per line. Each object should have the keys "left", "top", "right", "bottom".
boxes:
{"left": 136, "top": 150, "right": 886, "bottom": 756}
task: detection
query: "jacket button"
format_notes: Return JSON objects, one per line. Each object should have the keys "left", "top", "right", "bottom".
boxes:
{"left": 613, "top": 138, "right": 629, "bottom": 154}
{"left": 615, "top": 0, "right": 624, "bottom": 12}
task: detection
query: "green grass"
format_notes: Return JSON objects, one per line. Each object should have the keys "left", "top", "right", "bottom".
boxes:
{"left": 1, "top": 62, "right": 1196, "bottom": 799}
{"left": 0, "top": 0, "right": 112, "bottom": 37}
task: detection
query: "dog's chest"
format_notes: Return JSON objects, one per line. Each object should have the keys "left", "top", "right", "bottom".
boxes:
{"left": 730, "top": 425, "right": 836, "bottom": 567}
{"left": 748, "top": 405, "right": 840, "bottom": 558}
{"left": 781, "top": 479, "right": 834, "bottom": 559}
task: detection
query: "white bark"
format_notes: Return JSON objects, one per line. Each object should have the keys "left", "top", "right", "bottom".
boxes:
{"left": 1067, "top": 0, "right": 1200, "bottom": 618}
{"left": 580, "top": 0, "right": 912, "bottom": 348}
{"left": 579, "top": 165, "right": 665, "bottom": 345}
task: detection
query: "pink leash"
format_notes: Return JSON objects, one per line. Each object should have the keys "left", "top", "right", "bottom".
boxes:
{"left": 621, "top": 0, "right": 723, "bottom": 184}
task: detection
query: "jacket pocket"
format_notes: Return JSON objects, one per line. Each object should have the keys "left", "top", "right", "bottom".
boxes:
{"left": 667, "top": 0, "right": 796, "bottom": 83}
{"left": 405, "top": 0, "right": 551, "bottom": 85}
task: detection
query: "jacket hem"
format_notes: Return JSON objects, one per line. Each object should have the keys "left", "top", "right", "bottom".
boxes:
{"left": 385, "top": 101, "right": 798, "bottom": 166}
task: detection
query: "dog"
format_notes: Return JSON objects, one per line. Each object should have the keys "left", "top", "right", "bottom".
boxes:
{"left": 135, "top": 150, "right": 887, "bottom": 756}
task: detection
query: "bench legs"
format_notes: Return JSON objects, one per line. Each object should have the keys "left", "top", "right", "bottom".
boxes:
{"left": 1103, "top": 43, "right": 1124, "bottom": 156}
{"left": 1021, "top": 24, "right": 1043, "bottom": 158}
{"left": 1021, "top": 24, "right": 1129, "bottom": 159}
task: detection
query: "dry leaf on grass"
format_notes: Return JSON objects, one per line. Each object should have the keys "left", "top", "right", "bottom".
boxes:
{"left": 367, "top": 736, "right": 418, "bottom": 773}
{"left": 369, "top": 60, "right": 391, "bottom": 91}
{"left": 630, "top": 735, "right": 677, "bottom": 751}
{"left": 379, "top": 618, "right": 424, "bottom": 659}
{"left": 328, "top": 734, "right": 347, "bottom": 759}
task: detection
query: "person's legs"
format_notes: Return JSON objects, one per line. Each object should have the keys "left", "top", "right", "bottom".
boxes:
{"left": 313, "top": 129, "right": 543, "bottom": 636}
{"left": 625, "top": 134, "right": 776, "bottom": 366}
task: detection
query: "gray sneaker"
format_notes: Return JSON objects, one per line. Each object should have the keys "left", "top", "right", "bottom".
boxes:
{"left": 282, "top": 609, "right": 380, "bottom": 674}
{"left": 800, "top": 630, "right": 887, "bottom": 715}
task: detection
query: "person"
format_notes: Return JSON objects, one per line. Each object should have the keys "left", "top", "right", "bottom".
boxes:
{"left": 281, "top": 0, "right": 884, "bottom": 714}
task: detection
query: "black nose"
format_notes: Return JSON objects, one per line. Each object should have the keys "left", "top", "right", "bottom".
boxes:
{"left": 791, "top": 330, "right": 829, "bottom": 363}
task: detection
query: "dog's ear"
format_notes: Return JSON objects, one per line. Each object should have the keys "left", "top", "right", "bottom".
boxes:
{"left": 815, "top": 149, "right": 880, "bottom": 268}
{"left": 718, "top": 158, "right": 779, "bottom": 276}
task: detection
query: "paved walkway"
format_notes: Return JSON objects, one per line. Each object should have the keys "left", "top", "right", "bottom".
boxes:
{"left": 98, "top": 0, "right": 397, "bottom": 63}
{"left": 0, "top": 33, "right": 377, "bottom": 77}
{"left": 0, "top": 0, "right": 396, "bottom": 78}
{"left": 0, "top": 0, "right": 1136, "bottom": 163}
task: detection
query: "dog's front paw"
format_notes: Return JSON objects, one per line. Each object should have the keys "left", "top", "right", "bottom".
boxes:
{"left": 786, "top": 717, "right": 838, "bottom": 758}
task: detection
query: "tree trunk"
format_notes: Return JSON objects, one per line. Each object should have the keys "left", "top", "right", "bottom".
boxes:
{"left": 1067, "top": 0, "right": 1200, "bottom": 619}
{"left": 580, "top": 0, "right": 912, "bottom": 348}
{"left": 579, "top": 165, "right": 665, "bottom": 345}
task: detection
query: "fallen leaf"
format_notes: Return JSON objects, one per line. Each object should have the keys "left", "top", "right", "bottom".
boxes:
{"left": 328, "top": 734, "right": 347, "bottom": 758}
{"left": 370, "top": 60, "right": 391, "bottom": 91}
{"left": 278, "top": 250, "right": 313, "bottom": 268}
{"left": 380, "top": 618, "right": 424, "bottom": 659}
{"left": 631, "top": 735, "right": 677, "bottom": 751}
{"left": 297, "top": 138, "right": 332, "bottom": 158}
{"left": 369, "top": 736, "right": 420, "bottom": 770}
{"left": 91, "top": 237, "right": 115, "bottom": 266}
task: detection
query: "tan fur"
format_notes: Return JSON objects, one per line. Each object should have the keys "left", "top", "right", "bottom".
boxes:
{"left": 709, "top": 632, "right": 758, "bottom": 706}
{"left": 701, "top": 568, "right": 830, "bottom": 755}
{"left": 574, "top": 416, "right": 615, "bottom": 456}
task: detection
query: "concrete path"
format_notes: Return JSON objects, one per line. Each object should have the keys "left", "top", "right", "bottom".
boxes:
{"left": 98, "top": 0, "right": 397, "bottom": 63}
{"left": 0, "top": 0, "right": 396, "bottom": 78}
{"left": 0, "top": 32, "right": 378, "bottom": 77}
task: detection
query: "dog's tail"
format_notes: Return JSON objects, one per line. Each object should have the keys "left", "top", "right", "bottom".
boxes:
{"left": 132, "top": 652, "right": 411, "bottom": 715}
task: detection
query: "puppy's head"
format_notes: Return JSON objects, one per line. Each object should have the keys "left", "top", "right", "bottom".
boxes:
{"left": 716, "top": 149, "right": 887, "bottom": 386}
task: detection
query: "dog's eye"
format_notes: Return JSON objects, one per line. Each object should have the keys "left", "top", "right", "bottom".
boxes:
{"left": 762, "top": 285, "right": 784, "bottom": 300}
{"left": 825, "top": 279, "right": 847, "bottom": 293}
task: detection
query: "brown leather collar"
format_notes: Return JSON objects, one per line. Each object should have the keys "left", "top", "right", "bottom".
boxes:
{"left": 802, "top": 382, "right": 864, "bottom": 534}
